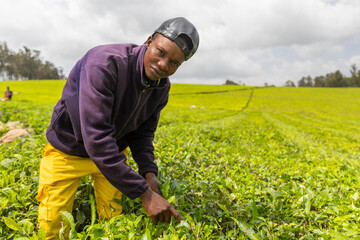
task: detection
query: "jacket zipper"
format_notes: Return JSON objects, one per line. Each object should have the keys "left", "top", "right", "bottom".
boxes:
{"left": 116, "top": 85, "right": 149, "bottom": 139}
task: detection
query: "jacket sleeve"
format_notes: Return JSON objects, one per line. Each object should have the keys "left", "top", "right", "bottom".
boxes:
{"left": 79, "top": 64, "right": 149, "bottom": 199}
{"left": 126, "top": 89, "right": 169, "bottom": 177}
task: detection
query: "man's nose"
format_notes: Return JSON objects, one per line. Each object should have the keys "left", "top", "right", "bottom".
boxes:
{"left": 158, "top": 59, "right": 169, "bottom": 72}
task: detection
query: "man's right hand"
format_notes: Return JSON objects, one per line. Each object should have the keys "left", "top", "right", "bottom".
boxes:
{"left": 140, "top": 187, "right": 182, "bottom": 223}
{"left": 145, "top": 172, "right": 162, "bottom": 195}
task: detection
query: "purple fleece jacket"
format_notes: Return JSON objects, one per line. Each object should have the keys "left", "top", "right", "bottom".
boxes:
{"left": 46, "top": 43, "right": 170, "bottom": 199}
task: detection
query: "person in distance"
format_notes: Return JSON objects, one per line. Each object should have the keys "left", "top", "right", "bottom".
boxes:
{"left": 4, "top": 86, "right": 13, "bottom": 100}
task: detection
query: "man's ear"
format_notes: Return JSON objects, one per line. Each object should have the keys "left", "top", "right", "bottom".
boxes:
{"left": 145, "top": 36, "right": 153, "bottom": 48}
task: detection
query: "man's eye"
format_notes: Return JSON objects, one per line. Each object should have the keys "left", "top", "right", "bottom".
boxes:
{"left": 158, "top": 49, "right": 164, "bottom": 56}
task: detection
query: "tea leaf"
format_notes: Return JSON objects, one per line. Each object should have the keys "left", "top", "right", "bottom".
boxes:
{"left": 60, "top": 211, "right": 76, "bottom": 230}
{"left": 142, "top": 229, "right": 151, "bottom": 240}
{"left": 3, "top": 217, "right": 20, "bottom": 231}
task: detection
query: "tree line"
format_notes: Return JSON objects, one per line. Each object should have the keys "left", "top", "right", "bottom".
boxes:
{"left": 0, "top": 42, "right": 65, "bottom": 81}
{"left": 284, "top": 64, "right": 360, "bottom": 87}
{"left": 223, "top": 79, "right": 247, "bottom": 86}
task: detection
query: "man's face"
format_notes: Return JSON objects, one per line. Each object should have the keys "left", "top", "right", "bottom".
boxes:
{"left": 144, "top": 34, "right": 185, "bottom": 81}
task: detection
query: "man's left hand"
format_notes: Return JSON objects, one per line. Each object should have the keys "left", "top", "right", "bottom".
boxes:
{"left": 145, "top": 172, "right": 162, "bottom": 195}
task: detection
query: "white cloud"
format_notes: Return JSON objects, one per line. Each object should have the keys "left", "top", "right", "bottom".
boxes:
{"left": 1, "top": 0, "right": 360, "bottom": 85}
{"left": 292, "top": 42, "right": 344, "bottom": 59}
{"left": 212, "top": 0, "right": 360, "bottom": 49}
{"left": 346, "top": 55, "right": 360, "bottom": 69}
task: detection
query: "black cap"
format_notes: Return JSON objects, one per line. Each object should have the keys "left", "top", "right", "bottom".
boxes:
{"left": 154, "top": 17, "right": 199, "bottom": 61}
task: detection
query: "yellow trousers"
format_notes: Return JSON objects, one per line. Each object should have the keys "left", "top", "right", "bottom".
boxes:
{"left": 36, "top": 144, "right": 127, "bottom": 239}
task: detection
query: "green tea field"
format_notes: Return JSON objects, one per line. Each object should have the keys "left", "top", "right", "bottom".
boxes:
{"left": 1, "top": 80, "right": 360, "bottom": 239}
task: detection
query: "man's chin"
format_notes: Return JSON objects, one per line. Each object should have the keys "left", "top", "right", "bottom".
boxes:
{"left": 145, "top": 69, "right": 158, "bottom": 81}
{"left": 147, "top": 72, "right": 166, "bottom": 81}
{"left": 147, "top": 75, "right": 159, "bottom": 81}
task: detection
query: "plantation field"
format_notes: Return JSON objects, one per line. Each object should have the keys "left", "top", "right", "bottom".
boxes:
{"left": 1, "top": 80, "right": 360, "bottom": 239}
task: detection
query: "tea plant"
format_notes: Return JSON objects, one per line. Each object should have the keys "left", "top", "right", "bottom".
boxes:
{"left": 1, "top": 81, "right": 360, "bottom": 239}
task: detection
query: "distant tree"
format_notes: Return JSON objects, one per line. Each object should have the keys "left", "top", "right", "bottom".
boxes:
{"left": 350, "top": 64, "right": 357, "bottom": 78}
{"left": 17, "top": 46, "right": 41, "bottom": 80}
{"left": 325, "top": 70, "right": 345, "bottom": 87}
{"left": 0, "top": 43, "right": 8, "bottom": 79}
{"left": 0, "top": 41, "right": 64, "bottom": 80}
{"left": 305, "top": 75, "right": 313, "bottom": 87}
{"left": 297, "top": 77, "right": 306, "bottom": 87}
{"left": 284, "top": 80, "right": 296, "bottom": 87}
{"left": 347, "top": 64, "right": 360, "bottom": 87}
{"left": 291, "top": 64, "right": 360, "bottom": 88}
{"left": 356, "top": 70, "right": 360, "bottom": 87}
{"left": 5, "top": 54, "right": 20, "bottom": 80}
{"left": 224, "top": 79, "right": 238, "bottom": 85}
{"left": 39, "top": 61, "right": 64, "bottom": 79}
{"left": 313, "top": 76, "right": 325, "bottom": 87}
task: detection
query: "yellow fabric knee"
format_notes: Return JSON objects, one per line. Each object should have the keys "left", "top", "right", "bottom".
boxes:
{"left": 93, "top": 177, "right": 124, "bottom": 219}
{"left": 37, "top": 144, "right": 91, "bottom": 239}
{"left": 37, "top": 144, "right": 129, "bottom": 238}
{"left": 92, "top": 148, "right": 129, "bottom": 220}
{"left": 37, "top": 181, "right": 79, "bottom": 239}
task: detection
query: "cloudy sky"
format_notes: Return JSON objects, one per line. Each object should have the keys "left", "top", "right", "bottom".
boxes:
{"left": 1, "top": 0, "right": 360, "bottom": 86}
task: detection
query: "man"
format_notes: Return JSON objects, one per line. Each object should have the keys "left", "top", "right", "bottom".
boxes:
{"left": 4, "top": 86, "right": 13, "bottom": 100}
{"left": 36, "top": 17, "right": 199, "bottom": 238}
